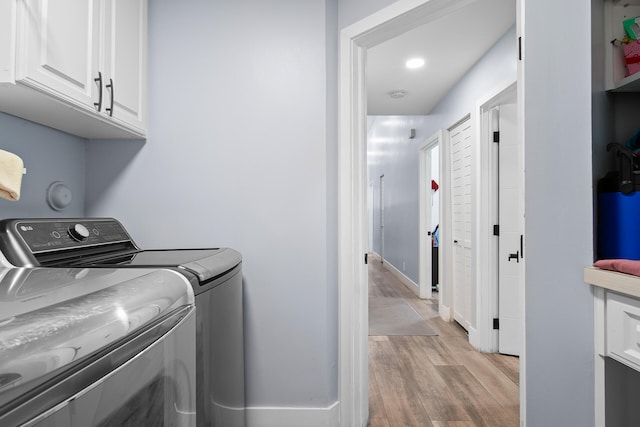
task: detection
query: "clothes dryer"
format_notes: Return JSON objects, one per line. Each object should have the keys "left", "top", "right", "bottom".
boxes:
{"left": 0, "top": 218, "right": 244, "bottom": 427}
{"left": 0, "top": 266, "right": 196, "bottom": 426}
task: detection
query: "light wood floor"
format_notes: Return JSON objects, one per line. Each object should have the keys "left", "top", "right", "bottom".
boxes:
{"left": 368, "top": 259, "right": 519, "bottom": 427}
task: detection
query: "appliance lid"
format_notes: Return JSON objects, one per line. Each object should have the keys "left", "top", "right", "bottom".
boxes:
{"left": 74, "top": 248, "right": 242, "bottom": 284}
{"left": 0, "top": 267, "right": 194, "bottom": 407}
{"left": 121, "top": 248, "right": 242, "bottom": 283}
{"left": 179, "top": 248, "right": 242, "bottom": 282}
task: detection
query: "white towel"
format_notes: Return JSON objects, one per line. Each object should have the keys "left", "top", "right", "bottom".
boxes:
{"left": 0, "top": 149, "right": 24, "bottom": 201}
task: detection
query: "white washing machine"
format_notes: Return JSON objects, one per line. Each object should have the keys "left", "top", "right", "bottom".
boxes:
{"left": 0, "top": 266, "right": 196, "bottom": 426}
{"left": 0, "top": 217, "right": 244, "bottom": 427}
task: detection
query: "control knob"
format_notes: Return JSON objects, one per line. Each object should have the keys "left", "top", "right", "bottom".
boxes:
{"left": 68, "top": 224, "right": 90, "bottom": 242}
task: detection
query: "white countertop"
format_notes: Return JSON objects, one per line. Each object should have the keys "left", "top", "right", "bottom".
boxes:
{"left": 584, "top": 266, "right": 640, "bottom": 299}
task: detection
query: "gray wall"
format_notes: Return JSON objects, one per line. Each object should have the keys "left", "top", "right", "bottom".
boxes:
{"left": 0, "top": 113, "right": 85, "bottom": 218}
{"left": 367, "top": 25, "right": 517, "bottom": 285}
{"left": 367, "top": 115, "right": 429, "bottom": 280}
{"left": 523, "top": 0, "right": 594, "bottom": 425}
{"left": 86, "top": 0, "right": 338, "bottom": 408}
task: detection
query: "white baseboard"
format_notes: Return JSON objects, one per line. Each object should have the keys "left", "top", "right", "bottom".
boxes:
{"left": 245, "top": 401, "right": 339, "bottom": 427}
{"left": 373, "top": 254, "right": 419, "bottom": 296}
{"left": 439, "top": 303, "right": 452, "bottom": 321}
{"left": 468, "top": 325, "right": 498, "bottom": 353}
{"left": 468, "top": 326, "right": 480, "bottom": 350}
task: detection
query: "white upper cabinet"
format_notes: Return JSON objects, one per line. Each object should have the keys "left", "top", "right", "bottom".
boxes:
{"left": 100, "top": 0, "right": 146, "bottom": 132}
{"left": 16, "top": 0, "right": 99, "bottom": 108}
{"left": 0, "top": 0, "right": 147, "bottom": 139}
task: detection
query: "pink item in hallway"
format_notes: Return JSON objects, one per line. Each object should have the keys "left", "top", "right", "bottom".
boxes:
{"left": 594, "top": 259, "right": 640, "bottom": 277}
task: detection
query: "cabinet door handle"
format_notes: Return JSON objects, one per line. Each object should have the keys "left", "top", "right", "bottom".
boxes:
{"left": 94, "top": 72, "right": 103, "bottom": 112}
{"left": 105, "top": 78, "right": 114, "bottom": 117}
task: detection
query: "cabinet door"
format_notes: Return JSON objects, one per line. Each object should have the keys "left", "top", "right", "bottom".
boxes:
{"left": 101, "top": 0, "right": 147, "bottom": 131}
{"left": 16, "top": 0, "right": 100, "bottom": 110}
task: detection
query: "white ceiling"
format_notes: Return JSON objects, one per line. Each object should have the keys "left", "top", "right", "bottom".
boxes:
{"left": 366, "top": 0, "right": 516, "bottom": 116}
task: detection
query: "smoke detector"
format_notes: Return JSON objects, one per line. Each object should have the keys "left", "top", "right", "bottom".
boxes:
{"left": 388, "top": 90, "right": 407, "bottom": 99}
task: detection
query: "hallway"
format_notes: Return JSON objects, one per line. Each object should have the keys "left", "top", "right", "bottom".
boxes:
{"left": 367, "top": 258, "right": 519, "bottom": 426}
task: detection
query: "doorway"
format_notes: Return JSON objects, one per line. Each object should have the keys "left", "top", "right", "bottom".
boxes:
{"left": 472, "top": 80, "right": 522, "bottom": 355}
{"left": 338, "top": 1, "right": 522, "bottom": 426}
{"left": 419, "top": 132, "right": 442, "bottom": 300}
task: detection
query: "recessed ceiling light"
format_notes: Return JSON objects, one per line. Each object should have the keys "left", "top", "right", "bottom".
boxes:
{"left": 406, "top": 57, "right": 425, "bottom": 69}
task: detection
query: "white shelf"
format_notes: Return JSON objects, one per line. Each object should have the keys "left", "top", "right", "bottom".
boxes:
{"left": 605, "top": 1, "right": 640, "bottom": 91}
{"left": 608, "top": 70, "right": 640, "bottom": 92}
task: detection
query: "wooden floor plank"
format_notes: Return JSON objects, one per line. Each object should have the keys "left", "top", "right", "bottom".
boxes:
{"left": 369, "top": 338, "right": 435, "bottom": 427}
{"left": 432, "top": 421, "right": 478, "bottom": 427}
{"left": 391, "top": 336, "right": 473, "bottom": 423}
{"left": 411, "top": 335, "right": 457, "bottom": 366}
{"left": 435, "top": 365, "right": 517, "bottom": 427}
{"left": 367, "top": 418, "right": 392, "bottom": 427}
{"left": 482, "top": 352, "right": 520, "bottom": 386}
{"left": 367, "top": 257, "right": 519, "bottom": 427}
{"left": 368, "top": 357, "right": 389, "bottom": 424}
{"left": 453, "top": 349, "right": 519, "bottom": 412}
{"left": 438, "top": 335, "right": 476, "bottom": 355}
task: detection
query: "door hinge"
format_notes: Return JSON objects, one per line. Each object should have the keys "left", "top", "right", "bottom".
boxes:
{"left": 518, "top": 36, "right": 522, "bottom": 61}
{"left": 493, "top": 131, "right": 500, "bottom": 143}
{"left": 493, "top": 224, "right": 499, "bottom": 236}
{"left": 364, "top": 253, "right": 368, "bottom": 264}
{"left": 493, "top": 318, "right": 500, "bottom": 330}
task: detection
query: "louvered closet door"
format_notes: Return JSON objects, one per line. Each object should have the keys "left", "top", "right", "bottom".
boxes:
{"left": 450, "top": 116, "right": 473, "bottom": 330}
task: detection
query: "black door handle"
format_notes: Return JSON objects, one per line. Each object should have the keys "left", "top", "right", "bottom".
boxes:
{"left": 508, "top": 251, "right": 520, "bottom": 263}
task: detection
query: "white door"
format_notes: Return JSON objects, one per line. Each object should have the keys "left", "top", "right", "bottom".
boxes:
{"left": 450, "top": 116, "right": 473, "bottom": 330}
{"left": 497, "top": 103, "right": 523, "bottom": 356}
{"left": 380, "top": 174, "right": 385, "bottom": 263}
{"left": 16, "top": 0, "right": 100, "bottom": 108}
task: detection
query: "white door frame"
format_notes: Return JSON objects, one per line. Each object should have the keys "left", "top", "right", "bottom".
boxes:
{"left": 379, "top": 174, "right": 385, "bottom": 262}
{"left": 338, "top": 1, "right": 477, "bottom": 425}
{"left": 418, "top": 131, "right": 441, "bottom": 299}
{"left": 472, "top": 79, "right": 517, "bottom": 352}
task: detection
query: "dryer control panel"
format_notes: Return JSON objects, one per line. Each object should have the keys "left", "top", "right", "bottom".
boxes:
{"left": 0, "top": 218, "right": 137, "bottom": 267}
